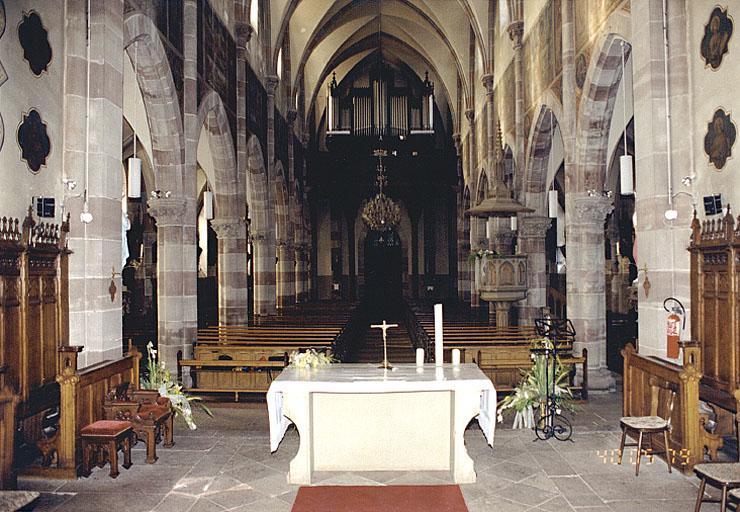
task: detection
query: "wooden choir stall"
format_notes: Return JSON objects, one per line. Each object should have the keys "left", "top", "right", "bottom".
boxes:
{"left": 0, "top": 209, "right": 153, "bottom": 487}
{"left": 622, "top": 208, "right": 740, "bottom": 471}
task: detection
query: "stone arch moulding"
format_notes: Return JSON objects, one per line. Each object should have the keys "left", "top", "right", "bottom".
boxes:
{"left": 523, "top": 105, "right": 560, "bottom": 215}
{"left": 197, "top": 89, "right": 240, "bottom": 219}
{"left": 245, "top": 134, "right": 270, "bottom": 236}
{"left": 575, "top": 33, "right": 631, "bottom": 193}
{"left": 124, "top": 12, "right": 185, "bottom": 198}
{"left": 273, "top": 161, "right": 292, "bottom": 243}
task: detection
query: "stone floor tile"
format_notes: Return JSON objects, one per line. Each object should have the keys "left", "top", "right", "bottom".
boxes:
{"left": 150, "top": 492, "right": 198, "bottom": 512}
{"left": 494, "top": 482, "right": 558, "bottom": 507}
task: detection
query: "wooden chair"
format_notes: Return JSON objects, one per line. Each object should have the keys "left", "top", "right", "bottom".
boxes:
{"left": 618, "top": 377, "right": 677, "bottom": 476}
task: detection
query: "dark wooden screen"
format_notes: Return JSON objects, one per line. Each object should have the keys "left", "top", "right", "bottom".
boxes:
{"left": 0, "top": 209, "right": 70, "bottom": 414}
{"left": 689, "top": 209, "right": 740, "bottom": 405}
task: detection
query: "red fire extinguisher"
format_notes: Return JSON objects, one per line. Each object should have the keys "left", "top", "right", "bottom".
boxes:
{"left": 663, "top": 298, "right": 686, "bottom": 359}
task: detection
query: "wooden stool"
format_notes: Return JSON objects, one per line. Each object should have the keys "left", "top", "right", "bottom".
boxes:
{"left": 80, "top": 420, "right": 134, "bottom": 478}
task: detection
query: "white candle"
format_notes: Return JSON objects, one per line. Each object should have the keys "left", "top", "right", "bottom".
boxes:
{"left": 452, "top": 348, "right": 461, "bottom": 366}
{"left": 416, "top": 348, "right": 425, "bottom": 366}
{"left": 434, "top": 303, "right": 444, "bottom": 366}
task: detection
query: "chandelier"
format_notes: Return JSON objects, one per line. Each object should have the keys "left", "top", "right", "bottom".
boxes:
{"left": 361, "top": 149, "right": 400, "bottom": 231}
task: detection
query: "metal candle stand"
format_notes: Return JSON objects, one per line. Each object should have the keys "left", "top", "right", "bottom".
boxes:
{"left": 531, "top": 318, "right": 575, "bottom": 442}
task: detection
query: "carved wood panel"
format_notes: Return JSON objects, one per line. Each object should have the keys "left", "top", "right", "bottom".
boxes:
{"left": 690, "top": 210, "right": 740, "bottom": 405}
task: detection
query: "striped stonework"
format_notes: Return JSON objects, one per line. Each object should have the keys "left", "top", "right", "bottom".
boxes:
{"left": 247, "top": 136, "right": 276, "bottom": 316}
{"left": 457, "top": 188, "right": 471, "bottom": 302}
{"left": 211, "top": 217, "right": 248, "bottom": 325}
{"left": 275, "top": 166, "right": 294, "bottom": 309}
{"left": 524, "top": 106, "right": 558, "bottom": 215}
{"left": 148, "top": 197, "right": 189, "bottom": 377}
{"left": 517, "top": 216, "right": 552, "bottom": 325}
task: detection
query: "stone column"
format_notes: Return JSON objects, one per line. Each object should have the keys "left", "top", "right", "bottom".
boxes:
{"left": 210, "top": 217, "right": 248, "bottom": 324}
{"left": 410, "top": 209, "right": 420, "bottom": 300}
{"left": 180, "top": 0, "right": 199, "bottom": 369}
{"left": 276, "top": 239, "right": 294, "bottom": 309}
{"left": 561, "top": 0, "right": 576, "bottom": 178}
{"left": 465, "top": 111, "right": 480, "bottom": 308}
{"left": 568, "top": 194, "right": 614, "bottom": 390}
{"left": 294, "top": 243, "right": 308, "bottom": 303}
{"left": 631, "top": 0, "right": 692, "bottom": 358}
{"left": 148, "top": 198, "right": 188, "bottom": 376}
{"left": 518, "top": 216, "right": 552, "bottom": 325}
{"left": 507, "top": 18, "right": 525, "bottom": 182}
{"left": 454, "top": 135, "right": 470, "bottom": 303}
{"left": 65, "top": 0, "right": 124, "bottom": 367}
{"left": 262, "top": 75, "right": 280, "bottom": 315}
{"left": 251, "top": 232, "right": 276, "bottom": 315}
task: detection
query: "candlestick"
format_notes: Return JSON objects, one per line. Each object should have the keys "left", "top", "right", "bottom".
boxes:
{"left": 452, "top": 348, "right": 461, "bottom": 366}
{"left": 434, "top": 303, "right": 444, "bottom": 366}
{"left": 416, "top": 348, "right": 424, "bottom": 366}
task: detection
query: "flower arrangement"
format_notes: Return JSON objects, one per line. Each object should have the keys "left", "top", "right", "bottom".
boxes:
{"left": 468, "top": 249, "right": 498, "bottom": 263}
{"left": 289, "top": 348, "right": 336, "bottom": 368}
{"left": 497, "top": 338, "right": 575, "bottom": 429}
{"left": 141, "top": 342, "right": 212, "bottom": 430}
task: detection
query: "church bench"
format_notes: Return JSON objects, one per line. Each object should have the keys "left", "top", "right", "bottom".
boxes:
{"left": 22, "top": 345, "right": 142, "bottom": 479}
{"left": 475, "top": 345, "right": 587, "bottom": 399}
{"left": 181, "top": 356, "right": 288, "bottom": 400}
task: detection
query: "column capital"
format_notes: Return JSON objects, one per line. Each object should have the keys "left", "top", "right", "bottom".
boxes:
{"left": 147, "top": 197, "right": 187, "bottom": 226}
{"left": 465, "top": 109, "right": 475, "bottom": 124}
{"left": 236, "top": 23, "right": 254, "bottom": 47}
{"left": 286, "top": 109, "right": 298, "bottom": 125}
{"left": 481, "top": 74, "right": 494, "bottom": 93}
{"left": 210, "top": 217, "right": 247, "bottom": 240}
{"left": 572, "top": 195, "right": 614, "bottom": 224}
{"left": 265, "top": 75, "right": 280, "bottom": 96}
{"left": 519, "top": 216, "right": 552, "bottom": 239}
{"left": 250, "top": 231, "right": 268, "bottom": 242}
{"left": 507, "top": 20, "right": 524, "bottom": 47}
{"left": 452, "top": 133, "right": 462, "bottom": 154}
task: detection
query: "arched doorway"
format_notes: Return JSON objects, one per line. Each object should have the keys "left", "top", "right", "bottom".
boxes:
{"left": 363, "top": 229, "right": 403, "bottom": 308}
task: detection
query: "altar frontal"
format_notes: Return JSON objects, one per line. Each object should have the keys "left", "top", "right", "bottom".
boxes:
{"left": 267, "top": 363, "right": 496, "bottom": 485}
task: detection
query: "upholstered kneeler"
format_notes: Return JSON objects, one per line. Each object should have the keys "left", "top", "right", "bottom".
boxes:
{"left": 80, "top": 420, "right": 134, "bottom": 478}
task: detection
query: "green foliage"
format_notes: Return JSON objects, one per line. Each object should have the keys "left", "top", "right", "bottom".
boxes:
{"left": 141, "top": 342, "right": 213, "bottom": 430}
{"left": 497, "top": 338, "right": 575, "bottom": 426}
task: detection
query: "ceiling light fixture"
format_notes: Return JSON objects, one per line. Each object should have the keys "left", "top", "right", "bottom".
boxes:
{"left": 361, "top": 149, "right": 400, "bottom": 231}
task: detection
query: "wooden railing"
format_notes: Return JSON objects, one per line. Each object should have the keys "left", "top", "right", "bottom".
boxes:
{"left": 22, "top": 346, "right": 141, "bottom": 479}
{"left": 622, "top": 343, "right": 726, "bottom": 471}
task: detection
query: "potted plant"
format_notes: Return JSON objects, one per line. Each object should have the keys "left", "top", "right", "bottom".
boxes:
{"left": 141, "top": 342, "right": 212, "bottom": 430}
{"left": 497, "top": 338, "right": 575, "bottom": 429}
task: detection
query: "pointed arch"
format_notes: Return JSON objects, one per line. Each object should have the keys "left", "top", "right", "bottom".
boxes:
{"left": 124, "top": 12, "right": 185, "bottom": 196}
{"left": 575, "top": 34, "right": 632, "bottom": 192}
{"left": 197, "top": 90, "right": 240, "bottom": 218}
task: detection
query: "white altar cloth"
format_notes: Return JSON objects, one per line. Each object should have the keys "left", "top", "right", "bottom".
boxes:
{"left": 266, "top": 363, "right": 496, "bottom": 483}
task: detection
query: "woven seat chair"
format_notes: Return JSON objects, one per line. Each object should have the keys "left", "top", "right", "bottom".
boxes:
{"left": 617, "top": 377, "right": 677, "bottom": 476}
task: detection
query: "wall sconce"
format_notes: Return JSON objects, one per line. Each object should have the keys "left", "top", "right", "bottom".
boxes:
{"left": 548, "top": 189, "right": 558, "bottom": 218}
{"left": 619, "top": 155, "right": 634, "bottom": 195}
{"left": 510, "top": 216, "right": 518, "bottom": 231}
{"left": 203, "top": 190, "right": 214, "bottom": 220}
{"left": 127, "top": 157, "right": 142, "bottom": 198}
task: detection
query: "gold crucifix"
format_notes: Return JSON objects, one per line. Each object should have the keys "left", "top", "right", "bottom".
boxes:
{"left": 371, "top": 320, "right": 398, "bottom": 370}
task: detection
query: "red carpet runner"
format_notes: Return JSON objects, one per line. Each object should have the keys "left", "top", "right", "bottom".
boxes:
{"left": 291, "top": 485, "right": 469, "bottom": 512}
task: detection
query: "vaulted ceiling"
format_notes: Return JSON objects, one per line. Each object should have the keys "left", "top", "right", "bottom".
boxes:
{"left": 267, "top": 0, "right": 493, "bottom": 133}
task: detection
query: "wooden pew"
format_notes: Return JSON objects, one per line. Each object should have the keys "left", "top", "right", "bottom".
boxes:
{"left": 408, "top": 301, "right": 587, "bottom": 397}
{"left": 22, "top": 346, "right": 141, "bottom": 479}
{"left": 182, "top": 304, "right": 352, "bottom": 397}
{"left": 622, "top": 343, "right": 725, "bottom": 472}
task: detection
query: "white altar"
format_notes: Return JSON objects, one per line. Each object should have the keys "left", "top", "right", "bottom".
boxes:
{"left": 266, "top": 363, "right": 496, "bottom": 484}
